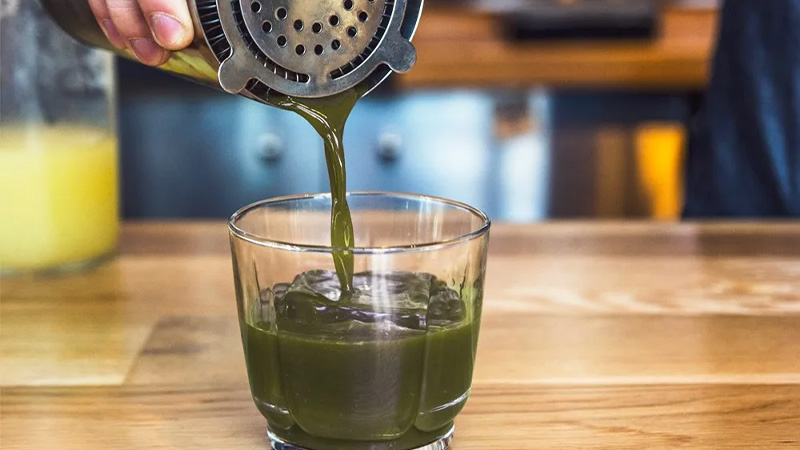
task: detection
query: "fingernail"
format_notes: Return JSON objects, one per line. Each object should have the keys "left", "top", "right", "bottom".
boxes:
{"left": 149, "top": 13, "right": 186, "bottom": 48}
{"left": 128, "top": 38, "right": 168, "bottom": 66}
{"left": 100, "top": 19, "right": 125, "bottom": 49}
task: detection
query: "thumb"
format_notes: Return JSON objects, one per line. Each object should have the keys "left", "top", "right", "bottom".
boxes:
{"left": 138, "top": 0, "right": 195, "bottom": 50}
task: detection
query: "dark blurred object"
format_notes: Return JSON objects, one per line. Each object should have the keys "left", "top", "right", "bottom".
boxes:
{"left": 547, "top": 92, "right": 688, "bottom": 219}
{"left": 501, "top": 0, "right": 658, "bottom": 39}
{"left": 685, "top": 0, "right": 800, "bottom": 217}
{"left": 401, "top": 1, "right": 715, "bottom": 89}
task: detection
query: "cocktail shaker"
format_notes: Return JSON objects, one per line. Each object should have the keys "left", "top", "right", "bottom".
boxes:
{"left": 41, "top": 0, "right": 423, "bottom": 100}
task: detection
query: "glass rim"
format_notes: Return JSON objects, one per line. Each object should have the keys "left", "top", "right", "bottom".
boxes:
{"left": 228, "top": 191, "right": 492, "bottom": 255}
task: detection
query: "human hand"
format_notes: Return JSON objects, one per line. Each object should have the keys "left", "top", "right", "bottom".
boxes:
{"left": 88, "top": 0, "right": 195, "bottom": 66}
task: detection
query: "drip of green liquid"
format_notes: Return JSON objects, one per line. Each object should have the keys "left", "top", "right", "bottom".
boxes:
{"left": 265, "top": 87, "right": 367, "bottom": 296}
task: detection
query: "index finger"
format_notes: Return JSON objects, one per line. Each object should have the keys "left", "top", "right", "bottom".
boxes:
{"left": 88, "top": 0, "right": 127, "bottom": 49}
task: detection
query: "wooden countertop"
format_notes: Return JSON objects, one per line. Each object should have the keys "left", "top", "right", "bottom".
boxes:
{"left": 3, "top": 222, "right": 800, "bottom": 449}
{"left": 402, "top": 3, "right": 717, "bottom": 89}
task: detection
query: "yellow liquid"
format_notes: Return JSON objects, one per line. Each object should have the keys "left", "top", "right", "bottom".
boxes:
{"left": 0, "top": 125, "right": 119, "bottom": 272}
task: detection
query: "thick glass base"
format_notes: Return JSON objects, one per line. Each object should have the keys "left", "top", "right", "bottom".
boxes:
{"left": 268, "top": 425, "right": 454, "bottom": 450}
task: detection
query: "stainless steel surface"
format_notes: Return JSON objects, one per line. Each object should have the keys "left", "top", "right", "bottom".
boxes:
{"left": 40, "top": 0, "right": 222, "bottom": 88}
{"left": 41, "top": 0, "right": 422, "bottom": 99}
{"left": 37, "top": 0, "right": 114, "bottom": 50}
{"left": 217, "top": 0, "right": 420, "bottom": 97}
{"left": 240, "top": 0, "right": 388, "bottom": 75}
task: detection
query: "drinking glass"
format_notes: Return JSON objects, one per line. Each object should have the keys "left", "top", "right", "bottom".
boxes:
{"left": 229, "top": 192, "right": 491, "bottom": 450}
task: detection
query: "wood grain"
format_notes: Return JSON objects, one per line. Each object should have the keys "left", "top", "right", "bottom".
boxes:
{"left": 2, "top": 221, "right": 800, "bottom": 448}
{"left": 2, "top": 384, "right": 798, "bottom": 449}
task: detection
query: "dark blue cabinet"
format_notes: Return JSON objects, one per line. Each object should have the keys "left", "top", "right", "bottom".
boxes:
{"left": 120, "top": 90, "right": 518, "bottom": 219}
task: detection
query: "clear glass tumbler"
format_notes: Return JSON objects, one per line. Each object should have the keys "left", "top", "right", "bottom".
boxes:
{"left": 229, "top": 192, "right": 491, "bottom": 450}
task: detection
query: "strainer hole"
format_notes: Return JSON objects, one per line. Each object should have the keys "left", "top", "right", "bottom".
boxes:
{"left": 295, "top": 44, "right": 306, "bottom": 55}
{"left": 262, "top": 21, "right": 272, "bottom": 33}
{"left": 312, "top": 22, "right": 323, "bottom": 33}
{"left": 251, "top": 2, "right": 261, "bottom": 12}
{"left": 293, "top": 19, "right": 304, "bottom": 31}
{"left": 331, "top": 39, "right": 341, "bottom": 50}
{"left": 276, "top": 7, "right": 287, "bottom": 20}
{"left": 347, "top": 26, "right": 357, "bottom": 37}
{"left": 314, "top": 44, "right": 324, "bottom": 55}
{"left": 277, "top": 35, "right": 287, "bottom": 47}
{"left": 343, "top": 0, "right": 354, "bottom": 10}
{"left": 358, "top": 11, "right": 368, "bottom": 22}
{"left": 329, "top": 15, "right": 340, "bottom": 26}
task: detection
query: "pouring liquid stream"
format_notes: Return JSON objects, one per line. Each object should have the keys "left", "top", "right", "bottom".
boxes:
{"left": 265, "top": 86, "right": 366, "bottom": 298}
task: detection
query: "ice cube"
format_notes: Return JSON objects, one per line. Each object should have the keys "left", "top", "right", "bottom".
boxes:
{"left": 428, "top": 280, "right": 467, "bottom": 326}
{"left": 275, "top": 271, "right": 342, "bottom": 327}
{"left": 273, "top": 270, "right": 466, "bottom": 334}
{"left": 351, "top": 271, "right": 433, "bottom": 312}
{"left": 287, "top": 270, "right": 342, "bottom": 301}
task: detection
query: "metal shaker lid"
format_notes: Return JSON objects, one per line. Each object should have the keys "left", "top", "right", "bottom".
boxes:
{"left": 197, "top": 0, "right": 423, "bottom": 98}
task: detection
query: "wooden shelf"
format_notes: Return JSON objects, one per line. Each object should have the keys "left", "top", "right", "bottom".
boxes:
{"left": 400, "top": 3, "right": 717, "bottom": 89}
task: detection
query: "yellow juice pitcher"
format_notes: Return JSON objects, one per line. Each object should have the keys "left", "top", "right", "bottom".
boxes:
{"left": 0, "top": 1, "right": 118, "bottom": 274}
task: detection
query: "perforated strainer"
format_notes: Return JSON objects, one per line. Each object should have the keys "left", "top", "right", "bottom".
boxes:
{"left": 215, "top": 0, "right": 423, "bottom": 98}
{"left": 41, "top": 0, "right": 424, "bottom": 99}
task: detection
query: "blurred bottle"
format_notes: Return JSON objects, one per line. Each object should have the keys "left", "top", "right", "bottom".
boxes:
{"left": 635, "top": 123, "right": 685, "bottom": 220}
{"left": 0, "top": 1, "right": 118, "bottom": 274}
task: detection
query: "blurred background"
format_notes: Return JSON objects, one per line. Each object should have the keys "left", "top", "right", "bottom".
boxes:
{"left": 118, "top": 0, "right": 716, "bottom": 221}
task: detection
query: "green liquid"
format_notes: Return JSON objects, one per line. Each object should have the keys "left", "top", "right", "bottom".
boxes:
{"left": 242, "top": 271, "right": 479, "bottom": 450}
{"left": 246, "top": 322, "right": 474, "bottom": 450}
{"left": 265, "top": 88, "right": 363, "bottom": 294}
